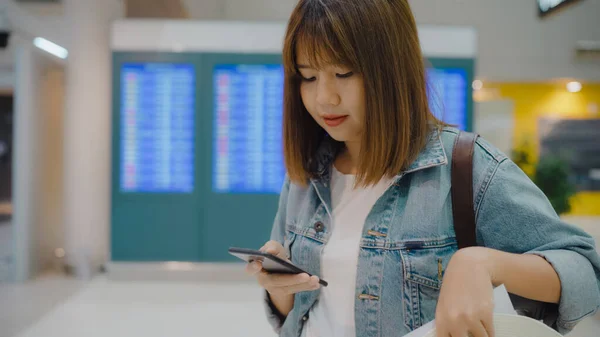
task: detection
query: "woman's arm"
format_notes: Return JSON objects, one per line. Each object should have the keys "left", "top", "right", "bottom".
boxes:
{"left": 454, "top": 246, "right": 561, "bottom": 303}
{"left": 435, "top": 246, "right": 563, "bottom": 337}
{"left": 471, "top": 152, "right": 600, "bottom": 333}
{"left": 486, "top": 248, "right": 560, "bottom": 303}
{"left": 436, "top": 138, "right": 600, "bottom": 337}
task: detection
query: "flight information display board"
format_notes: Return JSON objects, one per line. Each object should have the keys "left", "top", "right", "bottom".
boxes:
{"left": 426, "top": 68, "right": 468, "bottom": 131}
{"left": 213, "top": 64, "right": 285, "bottom": 194}
{"left": 120, "top": 63, "right": 195, "bottom": 193}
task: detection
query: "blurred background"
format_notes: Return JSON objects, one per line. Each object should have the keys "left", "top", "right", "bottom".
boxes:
{"left": 0, "top": 0, "right": 598, "bottom": 336}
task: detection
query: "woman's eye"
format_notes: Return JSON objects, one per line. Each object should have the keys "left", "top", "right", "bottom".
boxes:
{"left": 336, "top": 71, "right": 354, "bottom": 79}
{"left": 300, "top": 75, "right": 317, "bottom": 82}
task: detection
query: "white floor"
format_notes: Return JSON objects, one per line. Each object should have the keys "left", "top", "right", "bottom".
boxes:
{"left": 1, "top": 275, "right": 277, "bottom": 337}
{"left": 0, "top": 274, "right": 86, "bottom": 337}
{"left": 1, "top": 274, "right": 599, "bottom": 337}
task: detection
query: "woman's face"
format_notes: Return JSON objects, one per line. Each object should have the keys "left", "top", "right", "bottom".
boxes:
{"left": 296, "top": 52, "right": 366, "bottom": 144}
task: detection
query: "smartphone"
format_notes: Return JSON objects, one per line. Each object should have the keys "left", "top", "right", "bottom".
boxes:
{"left": 228, "top": 247, "right": 328, "bottom": 287}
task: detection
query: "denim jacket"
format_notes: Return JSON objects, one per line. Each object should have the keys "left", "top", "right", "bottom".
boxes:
{"left": 264, "top": 127, "right": 600, "bottom": 336}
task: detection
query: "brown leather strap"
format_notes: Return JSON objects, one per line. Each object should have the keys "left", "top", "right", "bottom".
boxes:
{"left": 450, "top": 132, "right": 560, "bottom": 326}
{"left": 451, "top": 131, "right": 479, "bottom": 249}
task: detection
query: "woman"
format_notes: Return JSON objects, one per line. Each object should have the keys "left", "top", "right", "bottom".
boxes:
{"left": 247, "top": 1, "right": 600, "bottom": 336}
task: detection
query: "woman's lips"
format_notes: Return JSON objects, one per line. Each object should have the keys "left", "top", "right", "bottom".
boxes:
{"left": 323, "top": 115, "right": 348, "bottom": 127}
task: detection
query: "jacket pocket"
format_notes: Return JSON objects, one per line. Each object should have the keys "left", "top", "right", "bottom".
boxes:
{"left": 401, "top": 238, "right": 458, "bottom": 330}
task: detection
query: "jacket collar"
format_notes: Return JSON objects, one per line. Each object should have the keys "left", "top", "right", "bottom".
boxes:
{"left": 404, "top": 128, "right": 448, "bottom": 174}
{"left": 311, "top": 128, "right": 448, "bottom": 180}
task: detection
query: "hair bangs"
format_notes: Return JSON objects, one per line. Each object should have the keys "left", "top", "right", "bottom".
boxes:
{"left": 288, "top": 4, "right": 358, "bottom": 74}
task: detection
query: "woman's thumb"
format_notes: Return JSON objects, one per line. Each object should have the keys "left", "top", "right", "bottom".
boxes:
{"left": 263, "top": 240, "right": 286, "bottom": 258}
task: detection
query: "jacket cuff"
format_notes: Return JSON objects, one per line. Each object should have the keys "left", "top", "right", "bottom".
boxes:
{"left": 527, "top": 249, "right": 600, "bottom": 334}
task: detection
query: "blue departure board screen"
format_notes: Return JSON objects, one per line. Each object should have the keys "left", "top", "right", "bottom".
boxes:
{"left": 426, "top": 68, "right": 468, "bottom": 131}
{"left": 120, "top": 63, "right": 195, "bottom": 193}
{"left": 213, "top": 65, "right": 285, "bottom": 194}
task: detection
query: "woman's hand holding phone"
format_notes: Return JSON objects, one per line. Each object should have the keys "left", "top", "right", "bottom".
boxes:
{"left": 245, "top": 240, "right": 321, "bottom": 317}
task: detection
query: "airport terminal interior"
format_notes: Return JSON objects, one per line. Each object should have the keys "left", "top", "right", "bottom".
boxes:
{"left": 0, "top": 0, "right": 600, "bottom": 336}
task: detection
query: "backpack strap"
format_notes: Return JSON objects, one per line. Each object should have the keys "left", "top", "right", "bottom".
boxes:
{"left": 451, "top": 131, "right": 479, "bottom": 249}
{"left": 450, "top": 131, "right": 559, "bottom": 328}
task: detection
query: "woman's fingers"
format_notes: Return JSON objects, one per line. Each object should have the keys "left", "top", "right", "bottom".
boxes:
{"left": 260, "top": 272, "right": 310, "bottom": 287}
{"left": 445, "top": 319, "right": 488, "bottom": 337}
{"left": 438, "top": 309, "right": 492, "bottom": 337}
{"left": 279, "top": 275, "right": 321, "bottom": 294}
{"left": 261, "top": 240, "right": 287, "bottom": 259}
{"left": 467, "top": 321, "right": 489, "bottom": 337}
{"left": 245, "top": 261, "right": 263, "bottom": 275}
{"left": 481, "top": 313, "right": 495, "bottom": 337}
{"left": 258, "top": 271, "right": 316, "bottom": 288}
{"left": 257, "top": 272, "right": 320, "bottom": 295}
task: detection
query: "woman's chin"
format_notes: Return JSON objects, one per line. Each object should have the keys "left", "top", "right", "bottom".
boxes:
{"left": 325, "top": 131, "right": 349, "bottom": 143}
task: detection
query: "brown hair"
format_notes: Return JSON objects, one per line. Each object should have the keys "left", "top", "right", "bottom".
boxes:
{"left": 282, "top": 0, "right": 443, "bottom": 186}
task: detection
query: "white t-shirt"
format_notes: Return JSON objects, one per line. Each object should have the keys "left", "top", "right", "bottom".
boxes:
{"left": 301, "top": 166, "right": 396, "bottom": 337}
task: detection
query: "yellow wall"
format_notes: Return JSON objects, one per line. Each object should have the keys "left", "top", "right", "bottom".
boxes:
{"left": 486, "top": 82, "right": 600, "bottom": 216}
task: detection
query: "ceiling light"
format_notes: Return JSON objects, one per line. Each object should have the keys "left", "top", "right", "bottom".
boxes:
{"left": 566, "top": 81, "right": 582, "bottom": 93}
{"left": 33, "top": 37, "right": 68, "bottom": 59}
{"left": 472, "top": 80, "right": 483, "bottom": 91}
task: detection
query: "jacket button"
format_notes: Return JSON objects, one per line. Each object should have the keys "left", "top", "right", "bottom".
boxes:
{"left": 313, "top": 221, "right": 325, "bottom": 233}
{"left": 302, "top": 315, "right": 308, "bottom": 321}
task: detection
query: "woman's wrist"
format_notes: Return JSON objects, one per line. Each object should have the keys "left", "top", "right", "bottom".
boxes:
{"left": 267, "top": 290, "right": 295, "bottom": 318}
{"left": 452, "top": 247, "right": 501, "bottom": 285}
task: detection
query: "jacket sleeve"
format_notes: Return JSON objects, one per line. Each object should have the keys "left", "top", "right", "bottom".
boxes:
{"left": 474, "top": 157, "right": 600, "bottom": 334}
{"left": 263, "top": 176, "right": 291, "bottom": 333}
